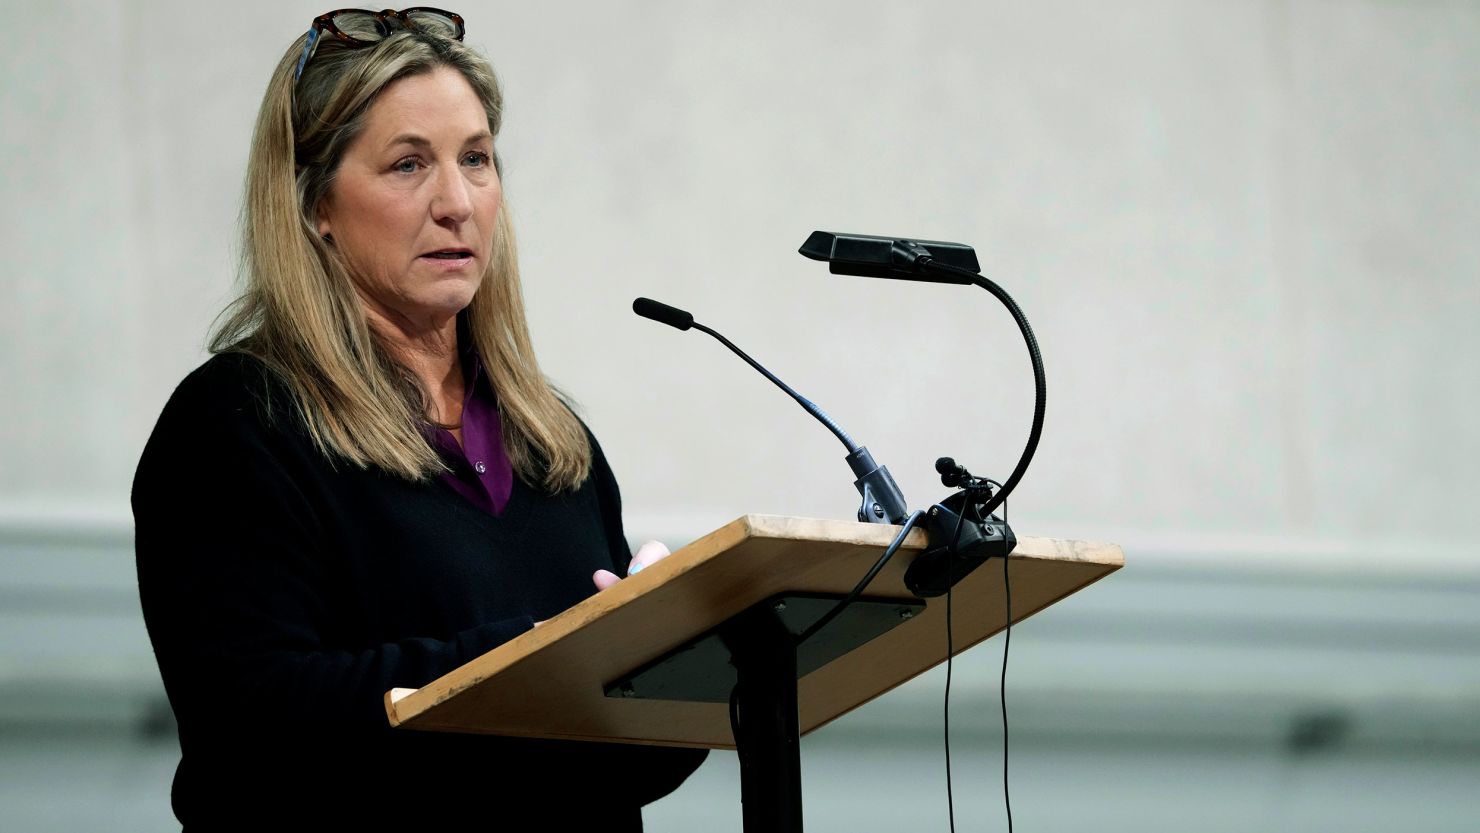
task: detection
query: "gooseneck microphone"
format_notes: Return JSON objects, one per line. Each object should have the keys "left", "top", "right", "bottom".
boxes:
{"left": 632, "top": 297, "right": 909, "bottom": 525}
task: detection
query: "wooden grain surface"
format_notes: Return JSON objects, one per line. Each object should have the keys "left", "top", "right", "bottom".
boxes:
{"left": 383, "top": 515, "right": 1122, "bottom": 749}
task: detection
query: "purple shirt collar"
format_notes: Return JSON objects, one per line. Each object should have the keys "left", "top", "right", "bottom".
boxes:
{"left": 424, "top": 353, "right": 514, "bottom": 517}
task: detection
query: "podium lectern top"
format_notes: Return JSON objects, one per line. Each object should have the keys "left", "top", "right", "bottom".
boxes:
{"left": 384, "top": 514, "right": 1122, "bottom": 749}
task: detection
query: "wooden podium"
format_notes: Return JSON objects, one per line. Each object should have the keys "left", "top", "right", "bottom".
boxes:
{"left": 385, "top": 514, "right": 1123, "bottom": 830}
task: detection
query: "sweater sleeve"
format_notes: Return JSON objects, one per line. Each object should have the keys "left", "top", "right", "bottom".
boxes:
{"left": 132, "top": 357, "right": 533, "bottom": 733}
{"left": 585, "top": 425, "right": 635, "bottom": 577}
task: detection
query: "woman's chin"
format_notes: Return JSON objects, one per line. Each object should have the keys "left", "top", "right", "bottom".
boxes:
{"left": 417, "top": 278, "right": 482, "bottom": 319}
{"left": 425, "top": 293, "right": 479, "bottom": 324}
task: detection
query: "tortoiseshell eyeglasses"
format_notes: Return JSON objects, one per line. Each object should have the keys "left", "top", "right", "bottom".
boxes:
{"left": 294, "top": 7, "right": 465, "bottom": 83}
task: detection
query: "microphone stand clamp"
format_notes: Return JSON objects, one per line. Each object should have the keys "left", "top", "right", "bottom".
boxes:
{"left": 846, "top": 446, "right": 910, "bottom": 525}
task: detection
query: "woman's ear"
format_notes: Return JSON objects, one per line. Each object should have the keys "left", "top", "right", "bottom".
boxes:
{"left": 316, "top": 199, "right": 333, "bottom": 239}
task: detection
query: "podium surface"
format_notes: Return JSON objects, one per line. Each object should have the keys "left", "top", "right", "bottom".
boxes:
{"left": 385, "top": 514, "right": 1122, "bottom": 749}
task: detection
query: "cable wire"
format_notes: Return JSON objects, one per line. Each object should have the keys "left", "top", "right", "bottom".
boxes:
{"left": 794, "top": 509, "right": 926, "bottom": 647}
{"left": 941, "top": 481, "right": 1014, "bottom": 833}
{"left": 944, "top": 579, "right": 956, "bottom": 833}
{"left": 943, "top": 494, "right": 970, "bottom": 833}
{"left": 1000, "top": 494, "right": 1013, "bottom": 833}
{"left": 728, "top": 682, "right": 747, "bottom": 808}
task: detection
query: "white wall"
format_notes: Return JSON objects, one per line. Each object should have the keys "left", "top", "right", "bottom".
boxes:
{"left": 3, "top": 0, "right": 1477, "bottom": 561}
{"left": 2, "top": 1, "right": 1477, "bottom": 830}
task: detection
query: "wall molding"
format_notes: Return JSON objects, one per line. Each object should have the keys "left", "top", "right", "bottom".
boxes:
{"left": 3, "top": 499, "right": 1477, "bottom": 577}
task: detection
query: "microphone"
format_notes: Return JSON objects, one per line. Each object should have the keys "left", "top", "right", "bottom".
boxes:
{"left": 935, "top": 456, "right": 966, "bottom": 488}
{"left": 632, "top": 297, "right": 693, "bottom": 331}
{"left": 798, "top": 230, "right": 980, "bottom": 284}
{"left": 631, "top": 297, "right": 910, "bottom": 525}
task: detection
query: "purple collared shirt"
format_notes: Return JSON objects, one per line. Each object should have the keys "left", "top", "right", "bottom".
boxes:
{"left": 424, "top": 355, "right": 514, "bottom": 516}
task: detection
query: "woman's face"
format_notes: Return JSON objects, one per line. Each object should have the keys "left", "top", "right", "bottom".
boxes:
{"left": 317, "top": 66, "right": 501, "bottom": 335}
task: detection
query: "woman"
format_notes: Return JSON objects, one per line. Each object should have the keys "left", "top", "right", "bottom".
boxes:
{"left": 132, "top": 9, "right": 704, "bottom": 829}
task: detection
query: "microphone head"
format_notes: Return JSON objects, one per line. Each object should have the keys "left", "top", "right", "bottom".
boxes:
{"left": 936, "top": 456, "right": 964, "bottom": 487}
{"left": 633, "top": 297, "right": 694, "bottom": 331}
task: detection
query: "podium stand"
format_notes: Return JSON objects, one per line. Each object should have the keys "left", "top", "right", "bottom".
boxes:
{"left": 385, "top": 515, "right": 1123, "bottom": 830}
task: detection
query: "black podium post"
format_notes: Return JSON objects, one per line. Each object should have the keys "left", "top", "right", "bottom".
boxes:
{"left": 726, "top": 603, "right": 805, "bottom": 833}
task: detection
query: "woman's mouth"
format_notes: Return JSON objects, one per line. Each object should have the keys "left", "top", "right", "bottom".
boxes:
{"left": 419, "top": 248, "right": 476, "bottom": 270}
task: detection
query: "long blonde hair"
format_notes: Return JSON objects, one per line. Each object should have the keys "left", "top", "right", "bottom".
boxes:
{"left": 212, "top": 25, "right": 591, "bottom": 491}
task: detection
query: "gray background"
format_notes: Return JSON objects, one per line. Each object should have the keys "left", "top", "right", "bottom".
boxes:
{"left": 2, "top": 0, "right": 1477, "bottom": 829}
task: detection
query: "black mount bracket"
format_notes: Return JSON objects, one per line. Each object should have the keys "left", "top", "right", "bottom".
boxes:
{"left": 905, "top": 488, "right": 1017, "bottom": 597}
{"left": 847, "top": 446, "right": 910, "bottom": 525}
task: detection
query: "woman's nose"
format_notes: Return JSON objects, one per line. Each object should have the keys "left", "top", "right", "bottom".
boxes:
{"left": 430, "top": 165, "right": 475, "bottom": 225}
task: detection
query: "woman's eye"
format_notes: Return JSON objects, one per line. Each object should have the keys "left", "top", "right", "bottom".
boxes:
{"left": 464, "top": 151, "right": 490, "bottom": 167}
{"left": 392, "top": 157, "right": 420, "bottom": 174}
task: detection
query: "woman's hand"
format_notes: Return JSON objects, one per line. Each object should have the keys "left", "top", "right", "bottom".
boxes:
{"left": 592, "top": 540, "right": 670, "bottom": 590}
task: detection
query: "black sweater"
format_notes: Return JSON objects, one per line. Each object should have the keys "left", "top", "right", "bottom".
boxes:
{"left": 133, "top": 353, "right": 706, "bottom": 830}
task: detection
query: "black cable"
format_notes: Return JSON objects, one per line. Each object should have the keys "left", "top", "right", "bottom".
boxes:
{"left": 918, "top": 259, "right": 1045, "bottom": 520}
{"left": 1000, "top": 494, "right": 1013, "bottom": 833}
{"left": 944, "top": 580, "right": 956, "bottom": 833}
{"left": 943, "top": 496, "right": 970, "bottom": 833}
{"left": 794, "top": 509, "right": 926, "bottom": 647}
{"left": 942, "top": 480, "right": 1013, "bottom": 833}
{"left": 728, "top": 682, "right": 742, "bottom": 745}
{"left": 728, "top": 682, "right": 745, "bottom": 805}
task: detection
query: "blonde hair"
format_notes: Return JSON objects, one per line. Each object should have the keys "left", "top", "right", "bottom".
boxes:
{"left": 212, "top": 25, "right": 591, "bottom": 491}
